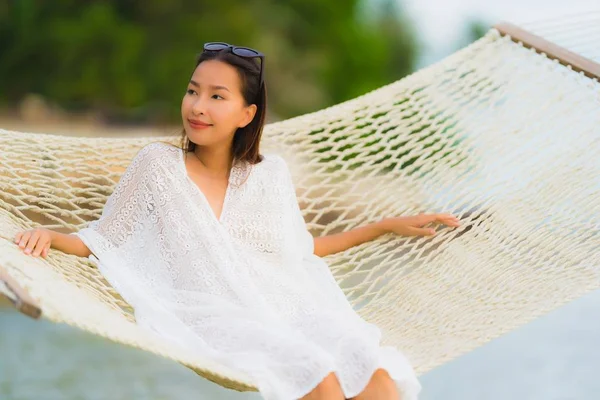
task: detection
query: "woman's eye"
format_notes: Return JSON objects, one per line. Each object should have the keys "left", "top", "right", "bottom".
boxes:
{"left": 186, "top": 89, "right": 196, "bottom": 95}
{"left": 212, "top": 94, "right": 224, "bottom": 100}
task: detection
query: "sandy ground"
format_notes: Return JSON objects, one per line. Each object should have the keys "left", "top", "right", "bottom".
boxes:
{"left": 0, "top": 117, "right": 179, "bottom": 138}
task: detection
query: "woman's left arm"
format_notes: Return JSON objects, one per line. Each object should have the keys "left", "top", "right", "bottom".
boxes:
{"left": 313, "top": 213, "right": 461, "bottom": 257}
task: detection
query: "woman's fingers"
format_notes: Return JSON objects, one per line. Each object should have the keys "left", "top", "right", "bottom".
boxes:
{"left": 407, "top": 214, "right": 460, "bottom": 235}
{"left": 42, "top": 245, "right": 50, "bottom": 258}
{"left": 389, "top": 213, "right": 461, "bottom": 237}
{"left": 24, "top": 230, "right": 42, "bottom": 255}
{"left": 432, "top": 213, "right": 460, "bottom": 227}
{"left": 17, "top": 231, "right": 31, "bottom": 249}
{"left": 14, "top": 231, "right": 23, "bottom": 244}
{"left": 442, "top": 218, "right": 460, "bottom": 227}
{"left": 14, "top": 229, "right": 50, "bottom": 256}
{"left": 32, "top": 239, "right": 49, "bottom": 257}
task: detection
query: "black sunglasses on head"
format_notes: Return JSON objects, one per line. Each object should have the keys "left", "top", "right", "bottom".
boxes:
{"left": 203, "top": 42, "right": 265, "bottom": 87}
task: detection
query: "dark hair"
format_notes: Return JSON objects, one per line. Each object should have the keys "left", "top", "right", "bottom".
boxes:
{"left": 179, "top": 50, "right": 267, "bottom": 165}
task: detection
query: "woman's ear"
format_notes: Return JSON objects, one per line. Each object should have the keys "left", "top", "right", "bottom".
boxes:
{"left": 239, "top": 104, "right": 257, "bottom": 128}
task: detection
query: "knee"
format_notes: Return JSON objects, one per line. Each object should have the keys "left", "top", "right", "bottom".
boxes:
{"left": 302, "top": 372, "right": 344, "bottom": 400}
{"left": 370, "top": 368, "right": 396, "bottom": 389}
{"left": 372, "top": 368, "right": 392, "bottom": 381}
{"left": 352, "top": 368, "right": 399, "bottom": 400}
{"left": 316, "top": 372, "right": 344, "bottom": 398}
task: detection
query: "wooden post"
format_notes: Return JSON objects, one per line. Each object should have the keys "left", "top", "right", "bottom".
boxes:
{"left": 0, "top": 265, "right": 42, "bottom": 319}
{"left": 494, "top": 22, "right": 600, "bottom": 81}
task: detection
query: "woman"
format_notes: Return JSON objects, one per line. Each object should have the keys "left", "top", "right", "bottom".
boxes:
{"left": 14, "top": 43, "right": 460, "bottom": 400}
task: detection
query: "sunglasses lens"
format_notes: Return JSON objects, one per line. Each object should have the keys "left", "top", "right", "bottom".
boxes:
{"left": 204, "top": 43, "right": 229, "bottom": 51}
{"left": 233, "top": 47, "right": 260, "bottom": 57}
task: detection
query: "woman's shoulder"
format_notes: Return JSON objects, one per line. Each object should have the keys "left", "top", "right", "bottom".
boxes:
{"left": 258, "top": 153, "right": 289, "bottom": 171}
{"left": 126, "top": 141, "right": 182, "bottom": 174}
{"left": 139, "top": 141, "right": 181, "bottom": 158}
{"left": 253, "top": 153, "right": 294, "bottom": 186}
{"left": 134, "top": 141, "right": 181, "bottom": 164}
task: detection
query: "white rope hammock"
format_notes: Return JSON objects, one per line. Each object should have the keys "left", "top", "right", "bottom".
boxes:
{"left": 1, "top": 23, "right": 599, "bottom": 391}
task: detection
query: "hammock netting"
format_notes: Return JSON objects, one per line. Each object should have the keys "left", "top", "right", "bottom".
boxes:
{"left": 1, "top": 27, "right": 599, "bottom": 391}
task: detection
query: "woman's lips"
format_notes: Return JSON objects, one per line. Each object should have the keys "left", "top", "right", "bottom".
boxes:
{"left": 188, "top": 119, "right": 212, "bottom": 129}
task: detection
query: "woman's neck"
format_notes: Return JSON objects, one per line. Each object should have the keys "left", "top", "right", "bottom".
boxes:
{"left": 191, "top": 147, "right": 234, "bottom": 178}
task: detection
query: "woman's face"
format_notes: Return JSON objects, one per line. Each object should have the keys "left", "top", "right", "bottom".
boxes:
{"left": 181, "top": 59, "right": 256, "bottom": 149}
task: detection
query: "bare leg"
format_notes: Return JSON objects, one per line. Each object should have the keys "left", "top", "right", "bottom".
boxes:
{"left": 300, "top": 372, "right": 345, "bottom": 400}
{"left": 351, "top": 368, "right": 400, "bottom": 400}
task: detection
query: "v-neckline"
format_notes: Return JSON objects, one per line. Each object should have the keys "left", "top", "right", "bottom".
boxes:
{"left": 179, "top": 148, "right": 234, "bottom": 224}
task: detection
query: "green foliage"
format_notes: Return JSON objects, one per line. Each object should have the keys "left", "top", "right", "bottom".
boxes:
{"left": 0, "top": 1, "right": 418, "bottom": 123}
{"left": 466, "top": 19, "right": 490, "bottom": 42}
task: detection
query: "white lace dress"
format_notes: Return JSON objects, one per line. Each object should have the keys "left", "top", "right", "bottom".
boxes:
{"left": 75, "top": 142, "right": 421, "bottom": 400}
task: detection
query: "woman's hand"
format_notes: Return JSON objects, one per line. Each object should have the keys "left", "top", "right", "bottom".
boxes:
{"left": 14, "top": 228, "right": 53, "bottom": 258}
{"left": 380, "top": 213, "right": 461, "bottom": 237}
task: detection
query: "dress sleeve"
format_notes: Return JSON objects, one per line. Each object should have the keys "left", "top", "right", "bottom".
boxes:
{"left": 276, "top": 155, "right": 315, "bottom": 258}
{"left": 276, "top": 155, "right": 354, "bottom": 309}
{"left": 73, "top": 143, "right": 161, "bottom": 258}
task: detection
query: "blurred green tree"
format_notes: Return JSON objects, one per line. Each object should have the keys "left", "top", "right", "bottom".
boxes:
{"left": 0, "top": 0, "right": 418, "bottom": 124}
{"left": 466, "top": 19, "right": 490, "bottom": 42}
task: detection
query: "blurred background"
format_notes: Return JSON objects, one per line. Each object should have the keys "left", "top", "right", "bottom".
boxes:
{"left": 0, "top": 0, "right": 489, "bottom": 136}
{"left": 1, "top": 0, "right": 599, "bottom": 399}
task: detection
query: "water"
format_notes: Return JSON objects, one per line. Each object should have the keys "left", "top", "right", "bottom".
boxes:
{"left": 419, "top": 289, "right": 600, "bottom": 400}
{"left": 0, "top": 303, "right": 260, "bottom": 400}
{"left": 2, "top": 288, "right": 600, "bottom": 399}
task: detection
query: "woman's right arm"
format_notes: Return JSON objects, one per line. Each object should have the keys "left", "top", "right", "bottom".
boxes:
{"left": 14, "top": 228, "right": 91, "bottom": 258}
{"left": 13, "top": 143, "right": 166, "bottom": 260}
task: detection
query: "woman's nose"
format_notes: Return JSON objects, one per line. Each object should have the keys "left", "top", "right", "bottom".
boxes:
{"left": 191, "top": 97, "right": 207, "bottom": 115}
